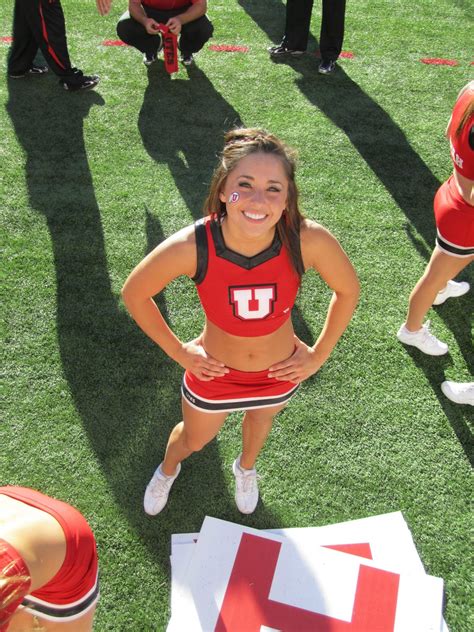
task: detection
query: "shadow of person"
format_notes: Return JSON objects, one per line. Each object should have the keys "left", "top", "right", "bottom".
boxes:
{"left": 404, "top": 347, "right": 473, "bottom": 466}
{"left": 138, "top": 63, "right": 242, "bottom": 221}
{"left": 239, "top": 0, "right": 473, "bottom": 431}
{"left": 239, "top": 0, "right": 439, "bottom": 245}
{"left": 5, "top": 78, "right": 235, "bottom": 567}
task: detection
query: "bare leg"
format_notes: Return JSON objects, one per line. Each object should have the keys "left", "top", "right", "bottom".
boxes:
{"left": 240, "top": 403, "right": 287, "bottom": 470}
{"left": 405, "top": 248, "right": 473, "bottom": 332}
{"left": 161, "top": 400, "right": 228, "bottom": 476}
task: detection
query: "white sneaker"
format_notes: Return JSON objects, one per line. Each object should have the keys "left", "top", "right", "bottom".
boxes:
{"left": 433, "top": 280, "right": 470, "bottom": 306}
{"left": 232, "top": 456, "right": 259, "bottom": 514}
{"left": 441, "top": 381, "right": 474, "bottom": 406}
{"left": 143, "top": 462, "right": 181, "bottom": 515}
{"left": 397, "top": 320, "right": 448, "bottom": 355}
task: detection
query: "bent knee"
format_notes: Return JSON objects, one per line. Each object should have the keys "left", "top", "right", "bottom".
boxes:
{"left": 116, "top": 16, "right": 134, "bottom": 42}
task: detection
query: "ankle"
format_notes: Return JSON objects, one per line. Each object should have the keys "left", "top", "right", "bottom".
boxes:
{"left": 160, "top": 462, "right": 178, "bottom": 477}
{"left": 404, "top": 322, "right": 422, "bottom": 334}
{"left": 238, "top": 456, "right": 256, "bottom": 471}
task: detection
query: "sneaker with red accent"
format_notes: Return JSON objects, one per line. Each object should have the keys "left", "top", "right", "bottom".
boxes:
{"left": 232, "top": 456, "right": 259, "bottom": 514}
{"left": 433, "top": 280, "right": 470, "bottom": 306}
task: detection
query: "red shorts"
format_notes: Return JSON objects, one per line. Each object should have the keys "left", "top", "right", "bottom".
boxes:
{"left": 0, "top": 487, "right": 99, "bottom": 622}
{"left": 434, "top": 176, "right": 474, "bottom": 257}
{"left": 182, "top": 367, "right": 299, "bottom": 412}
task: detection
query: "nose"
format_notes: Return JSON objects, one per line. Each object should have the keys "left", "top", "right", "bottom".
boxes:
{"left": 250, "top": 188, "right": 265, "bottom": 205}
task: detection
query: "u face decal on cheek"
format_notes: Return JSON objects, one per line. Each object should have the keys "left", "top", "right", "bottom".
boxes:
{"left": 228, "top": 192, "right": 240, "bottom": 204}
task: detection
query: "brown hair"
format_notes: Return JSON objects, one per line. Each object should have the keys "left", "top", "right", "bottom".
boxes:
{"left": 454, "top": 102, "right": 474, "bottom": 137}
{"left": 203, "top": 128, "right": 305, "bottom": 277}
{"left": 448, "top": 82, "right": 474, "bottom": 137}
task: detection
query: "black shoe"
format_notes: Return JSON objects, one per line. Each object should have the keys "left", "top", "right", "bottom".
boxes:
{"left": 318, "top": 59, "right": 336, "bottom": 75}
{"left": 60, "top": 71, "right": 100, "bottom": 92}
{"left": 143, "top": 51, "right": 157, "bottom": 66}
{"left": 143, "top": 38, "right": 163, "bottom": 66}
{"left": 9, "top": 64, "right": 49, "bottom": 79}
{"left": 181, "top": 52, "right": 194, "bottom": 66}
{"left": 268, "top": 44, "right": 305, "bottom": 58}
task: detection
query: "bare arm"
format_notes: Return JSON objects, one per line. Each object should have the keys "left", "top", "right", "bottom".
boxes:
{"left": 128, "top": 0, "right": 160, "bottom": 33}
{"left": 269, "top": 220, "right": 360, "bottom": 383}
{"left": 122, "top": 225, "right": 228, "bottom": 379}
{"left": 166, "top": 0, "right": 207, "bottom": 34}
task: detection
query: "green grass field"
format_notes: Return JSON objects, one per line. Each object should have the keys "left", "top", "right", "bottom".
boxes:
{"left": 1, "top": 1, "right": 473, "bottom": 630}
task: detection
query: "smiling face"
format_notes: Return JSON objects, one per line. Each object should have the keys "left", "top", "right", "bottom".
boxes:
{"left": 218, "top": 152, "right": 289, "bottom": 240}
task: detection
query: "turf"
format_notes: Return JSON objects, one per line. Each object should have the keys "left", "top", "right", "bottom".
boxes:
{"left": 1, "top": 1, "right": 473, "bottom": 630}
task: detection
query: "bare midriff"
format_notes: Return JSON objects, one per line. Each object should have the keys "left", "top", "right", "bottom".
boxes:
{"left": 201, "top": 317, "right": 296, "bottom": 372}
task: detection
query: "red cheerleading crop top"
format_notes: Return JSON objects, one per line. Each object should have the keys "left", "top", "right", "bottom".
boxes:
{"left": 192, "top": 216, "right": 301, "bottom": 337}
{"left": 448, "top": 85, "right": 474, "bottom": 179}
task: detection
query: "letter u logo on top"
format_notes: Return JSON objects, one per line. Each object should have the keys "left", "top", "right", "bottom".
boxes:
{"left": 229, "top": 284, "right": 277, "bottom": 320}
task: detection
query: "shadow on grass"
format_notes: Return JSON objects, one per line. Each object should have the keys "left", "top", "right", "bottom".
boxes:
{"left": 404, "top": 347, "right": 474, "bottom": 467}
{"left": 138, "top": 63, "right": 242, "bottom": 221}
{"left": 5, "top": 79, "right": 285, "bottom": 583}
{"left": 240, "top": 0, "right": 473, "bottom": 449}
{"left": 240, "top": 0, "right": 439, "bottom": 245}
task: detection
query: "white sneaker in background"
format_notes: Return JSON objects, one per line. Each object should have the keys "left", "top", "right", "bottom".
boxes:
{"left": 441, "top": 381, "right": 474, "bottom": 406}
{"left": 397, "top": 321, "right": 448, "bottom": 355}
{"left": 433, "top": 280, "right": 470, "bottom": 306}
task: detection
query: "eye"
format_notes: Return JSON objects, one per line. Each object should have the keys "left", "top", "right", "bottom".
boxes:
{"left": 268, "top": 186, "right": 281, "bottom": 193}
{"left": 238, "top": 181, "right": 251, "bottom": 188}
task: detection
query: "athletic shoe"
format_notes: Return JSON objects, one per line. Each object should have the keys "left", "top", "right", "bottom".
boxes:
{"left": 318, "top": 59, "right": 336, "bottom": 75}
{"left": 181, "top": 53, "right": 194, "bottom": 66}
{"left": 441, "top": 381, "right": 474, "bottom": 406}
{"left": 268, "top": 44, "right": 305, "bottom": 58}
{"left": 433, "top": 280, "right": 470, "bottom": 306}
{"left": 9, "top": 64, "right": 49, "bottom": 78}
{"left": 397, "top": 320, "right": 448, "bottom": 355}
{"left": 143, "top": 38, "right": 163, "bottom": 66}
{"left": 232, "top": 456, "right": 259, "bottom": 514}
{"left": 143, "top": 52, "right": 158, "bottom": 66}
{"left": 60, "top": 71, "right": 100, "bottom": 92}
{"left": 143, "top": 462, "right": 181, "bottom": 515}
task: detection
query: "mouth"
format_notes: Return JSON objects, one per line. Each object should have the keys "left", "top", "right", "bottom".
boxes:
{"left": 242, "top": 210, "right": 267, "bottom": 222}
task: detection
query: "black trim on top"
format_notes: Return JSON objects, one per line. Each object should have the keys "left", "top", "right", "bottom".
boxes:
{"left": 192, "top": 218, "right": 208, "bottom": 284}
{"left": 436, "top": 234, "right": 474, "bottom": 257}
{"left": 182, "top": 379, "right": 298, "bottom": 412}
{"left": 22, "top": 580, "right": 99, "bottom": 620}
{"left": 210, "top": 219, "right": 282, "bottom": 270}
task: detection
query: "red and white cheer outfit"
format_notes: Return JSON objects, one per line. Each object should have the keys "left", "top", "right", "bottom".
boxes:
{"left": 182, "top": 216, "right": 301, "bottom": 412}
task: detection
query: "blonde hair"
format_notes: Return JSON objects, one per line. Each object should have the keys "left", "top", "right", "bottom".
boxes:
{"left": 203, "top": 128, "right": 305, "bottom": 276}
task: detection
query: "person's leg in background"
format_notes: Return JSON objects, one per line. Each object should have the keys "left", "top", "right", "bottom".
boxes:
{"left": 318, "top": 0, "right": 346, "bottom": 74}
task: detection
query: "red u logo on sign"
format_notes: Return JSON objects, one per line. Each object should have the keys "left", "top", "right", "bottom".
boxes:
{"left": 215, "top": 533, "right": 400, "bottom": 632}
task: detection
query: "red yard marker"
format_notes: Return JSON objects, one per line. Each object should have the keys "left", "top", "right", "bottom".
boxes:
{"left": 420, "top": 58, "right": 458, "bottom": 66}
